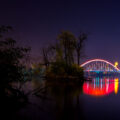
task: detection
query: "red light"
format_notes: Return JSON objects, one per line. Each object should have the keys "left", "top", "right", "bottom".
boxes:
{"left": 83, "top": 79, "right": 115, "bottom": 96}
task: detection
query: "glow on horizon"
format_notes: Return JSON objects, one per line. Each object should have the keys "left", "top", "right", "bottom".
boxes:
{"left": 80, "top": 59, "right": 119, "bottom": 71}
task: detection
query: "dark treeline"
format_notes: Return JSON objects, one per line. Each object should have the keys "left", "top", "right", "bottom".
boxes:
{"left": 0, "top": 26, "right": 31, "bottom": 119}
{"left": 0, "top": 26, "right": 88, "bottom": 119}
{"left": 41, "top": 31, "right": 87, "bottom": 79}
{"left": 0, "top": 26, "right": 87, "bottom": 100}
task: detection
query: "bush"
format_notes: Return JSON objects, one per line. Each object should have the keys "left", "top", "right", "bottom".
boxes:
{"left": 45, "top": 61, "right": 84, "bottom": 78}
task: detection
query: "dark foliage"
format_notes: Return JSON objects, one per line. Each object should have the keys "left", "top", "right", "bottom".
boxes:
{"left": 0, "top": 26, "right": 30, "bottom": 116}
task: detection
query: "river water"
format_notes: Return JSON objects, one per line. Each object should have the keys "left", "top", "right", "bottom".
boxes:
{"left": 16, "top": 76, "right": 120, "bottom": 120}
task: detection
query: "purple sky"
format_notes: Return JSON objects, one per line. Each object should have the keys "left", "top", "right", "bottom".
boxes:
{"left": 1, "top": 0, "right": 120, "bottom": 64}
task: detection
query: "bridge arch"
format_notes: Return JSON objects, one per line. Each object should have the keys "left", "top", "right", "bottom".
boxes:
{"left": 80, "top": 59, "right": 119, "bottom": 71}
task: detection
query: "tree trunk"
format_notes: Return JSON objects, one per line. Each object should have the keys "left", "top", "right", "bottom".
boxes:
{"left": 77, "top": 50, "right": 80, "bottom": 66}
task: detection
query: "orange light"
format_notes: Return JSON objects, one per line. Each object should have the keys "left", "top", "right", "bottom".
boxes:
{"left": 115, "top": 62, "right": 118, "bottom": 67}
{"left": 114, "top": 78, "right": 119, "bottom": 94}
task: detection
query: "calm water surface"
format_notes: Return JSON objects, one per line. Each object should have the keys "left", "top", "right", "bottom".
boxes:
{"left": 17, "top": 76, "right": 120, "bottom": 120}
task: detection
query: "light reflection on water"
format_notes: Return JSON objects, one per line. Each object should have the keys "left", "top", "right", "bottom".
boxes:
{"left": 80, "top": 76, "right": 120, "bottom": 120}
{"left": 83, "top": 77, "right": 119, "bottom": 96}
{"left": 18, "top": 76, "right": 120, "bottom": 120}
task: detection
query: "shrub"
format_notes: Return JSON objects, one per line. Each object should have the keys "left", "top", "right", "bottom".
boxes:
{"left": 45, "top": 61, "right": 84, "bottom": 78}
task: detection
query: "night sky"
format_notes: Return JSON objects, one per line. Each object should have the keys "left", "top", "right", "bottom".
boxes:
{"left": 1, "top": 0, "right": 120, "bottom": 64}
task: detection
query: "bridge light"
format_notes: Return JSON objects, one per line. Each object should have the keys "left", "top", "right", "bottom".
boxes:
{"left": 115, "top": 62, "right": 118, "bottom": 68}
{"left": 81, "top": 59, "right": 120, "bottom": 71}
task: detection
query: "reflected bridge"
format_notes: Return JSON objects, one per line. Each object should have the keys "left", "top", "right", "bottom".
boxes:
{"left": 83, "top": 77, "right": 119, "bottom": 96}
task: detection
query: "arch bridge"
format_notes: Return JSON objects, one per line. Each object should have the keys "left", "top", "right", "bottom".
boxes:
{"left": 80, "top": 59, "right": 119, "bottom": 72}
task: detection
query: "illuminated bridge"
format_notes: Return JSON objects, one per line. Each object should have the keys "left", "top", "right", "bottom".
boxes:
{"left": 80, "top": 59, "right": 120, "bottom": 72}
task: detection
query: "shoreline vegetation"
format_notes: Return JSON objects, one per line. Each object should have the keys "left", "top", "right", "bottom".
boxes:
{"left": 0, "top": 26, "right": 30, "bottom": 117}
{"left": 0, "top": 25, "right": 87, "bottom": 119}
{"left": 33, "top": 31, "right": 87, "bottom": 81}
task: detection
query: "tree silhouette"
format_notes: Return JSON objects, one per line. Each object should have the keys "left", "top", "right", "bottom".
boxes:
{"left": 0, "top": 26, "right": 30, "bottom": 101}
{"left": 57, "top": 31, "right": 76, "bottom": 65}
{"left": 75, "top": 33, "right": 87, "bottom": 65}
